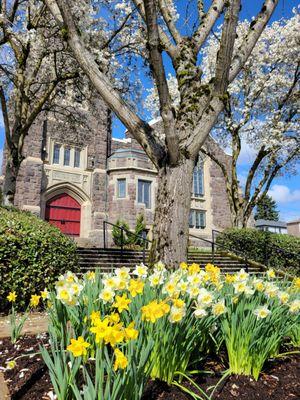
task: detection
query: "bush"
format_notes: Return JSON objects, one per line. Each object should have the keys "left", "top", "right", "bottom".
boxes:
{"left": 216, "top": 228, "right": 300, "bottom": 274}
{"left": 0, "top": 207, "right": 78, "bottom": 312}
{"left": 112, "top": 215, "right": 146, "bottom": 248}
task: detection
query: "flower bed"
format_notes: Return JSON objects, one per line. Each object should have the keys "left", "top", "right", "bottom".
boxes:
{"left": 2, "top": 263, "right": 300, "bottom": 399}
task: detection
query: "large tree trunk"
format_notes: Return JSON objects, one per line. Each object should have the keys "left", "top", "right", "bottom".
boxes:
{"left": 2, "top": 152, "right": 22, "bottom": 206}
{"left": 149, "top": 158, "right": 195, "bottom": 268}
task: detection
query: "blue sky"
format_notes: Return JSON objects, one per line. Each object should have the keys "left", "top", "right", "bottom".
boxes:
{"left": 0, "top": 0, "right": 299, "bottom": 221}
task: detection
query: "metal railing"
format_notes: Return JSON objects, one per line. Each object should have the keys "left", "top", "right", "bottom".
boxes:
{"left": 103, "top": 220, "right": 151, "bottom": 264}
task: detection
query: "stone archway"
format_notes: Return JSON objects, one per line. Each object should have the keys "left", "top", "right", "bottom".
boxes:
{"left": 41, "top": 183, "right": 92, "bottom": 239}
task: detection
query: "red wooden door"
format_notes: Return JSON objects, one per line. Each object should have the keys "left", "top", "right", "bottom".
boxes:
{"left": 45, "top": 193, "right": 81, "bottom": 236}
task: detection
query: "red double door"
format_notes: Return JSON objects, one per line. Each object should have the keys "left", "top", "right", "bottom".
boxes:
{"left": 45, "top": 193, "right": 81, "bottom": 236}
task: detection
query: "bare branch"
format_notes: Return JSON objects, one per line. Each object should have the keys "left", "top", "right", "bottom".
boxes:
{"left": 0, "top": 85, "right": 11, "bottom": 147}
{"left": 214, "top": 0, "right": 240, "bottom": 95}
{"left": 157, "top": 0, "right": 182, "bottom": 45}
{"left": 193, "top": 0, "right": 226, "bottom": 52}
{"left": 243, "top": 146, "right": 271, "bottom": 202}
{"left": 143, "top": 0, "right": 178, "bottom": 164}
{"left": 131, "top": 0, "right": 178, "bottom": 60}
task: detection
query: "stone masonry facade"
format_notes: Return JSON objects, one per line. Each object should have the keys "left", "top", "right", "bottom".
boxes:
{"left": 1, "top": 99, "right": 232, "bottom": 247}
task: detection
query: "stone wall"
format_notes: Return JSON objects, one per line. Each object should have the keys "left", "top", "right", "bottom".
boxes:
{"left": 206, "top": 137, "right": 232, "bottom": 230}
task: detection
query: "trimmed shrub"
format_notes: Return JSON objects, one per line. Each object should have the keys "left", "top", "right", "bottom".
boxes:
{"left": 0, "top": 207, "right": 78, "bottom": 312}
{"left": 216, "top": 228, "right": 300, "bottom": 275}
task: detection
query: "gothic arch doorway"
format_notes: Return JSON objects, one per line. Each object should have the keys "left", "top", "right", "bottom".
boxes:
{"left": 42, "top": 183, "right": 92, "bottom": 239}
{"left": 45, "top": 193, "right": 81, "bottom": 236}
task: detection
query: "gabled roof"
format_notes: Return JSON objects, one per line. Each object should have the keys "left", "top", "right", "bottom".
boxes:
{"left": 255, "top": 219, "right": 287, "bottom": 228}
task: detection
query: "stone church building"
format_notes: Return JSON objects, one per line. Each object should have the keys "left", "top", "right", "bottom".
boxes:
{"left": 1, "top": 98, "right": 232, "bottom": 246}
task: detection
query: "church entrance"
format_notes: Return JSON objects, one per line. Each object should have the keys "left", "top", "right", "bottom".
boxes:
{"left": 45, "top": 193, "right": 81, "bottom": 236}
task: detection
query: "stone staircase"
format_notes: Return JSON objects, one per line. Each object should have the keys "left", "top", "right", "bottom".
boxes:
{"left": 77, "top": 248, "right": 263, "bottom": 274}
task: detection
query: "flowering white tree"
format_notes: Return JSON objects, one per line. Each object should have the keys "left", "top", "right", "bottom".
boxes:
{"left": 146, "top": 13, "right": 300, "bottom": 229}
{"left": 0, "top": 1, "right": 82, "bottom": 205}
{"left": 0, "top": 0, "right": 130, "bottom": 205}
{"left": 46, "top": 0, "right": 279, "bottom": 266}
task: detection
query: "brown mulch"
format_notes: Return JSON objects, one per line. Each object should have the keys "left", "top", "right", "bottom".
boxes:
{"left": 0, "top": 335, "right": 299, "bottom": 400}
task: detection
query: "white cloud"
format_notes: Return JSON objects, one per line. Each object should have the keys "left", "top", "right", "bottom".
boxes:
{"left": 269, "top": 184, "right": 300, "bottom": 204}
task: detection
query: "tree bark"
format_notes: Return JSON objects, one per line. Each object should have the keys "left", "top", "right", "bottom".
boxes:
{"left": 2, "top": 150, "right": 22, "bottom": 206}
{"left": 149, "top": 158, "right": 195, "bottom": 267}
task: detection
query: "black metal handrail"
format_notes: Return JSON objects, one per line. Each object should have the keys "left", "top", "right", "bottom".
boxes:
{"left": 103, "top": 220, "right": 151, "bottom": 264}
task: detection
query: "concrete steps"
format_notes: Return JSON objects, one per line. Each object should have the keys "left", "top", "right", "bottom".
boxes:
{"left": 77, "top": 248, "right": 263, "bottom": 274}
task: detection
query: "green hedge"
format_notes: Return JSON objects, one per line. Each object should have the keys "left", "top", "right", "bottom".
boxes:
{"left": 216, "top": 228, "right": 300, "bottom": 275}
{"left": 0, "top": 207, "right": 79, "bottom": 312}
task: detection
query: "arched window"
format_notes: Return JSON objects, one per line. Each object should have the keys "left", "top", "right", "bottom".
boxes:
{"left": 193, "top": 160, "right": 204, "bottom": 197}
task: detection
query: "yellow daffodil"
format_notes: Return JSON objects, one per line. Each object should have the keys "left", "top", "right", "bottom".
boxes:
{"left": 169, "top": 306, "right": 186, "bottom": 323}
{"left": 172, "top": 298, "right": 185, "bottom": 309}
{"left": 90, "top": 318, "right": 110, "bottom": 343}
{"left": 6, "top": 360, "right": 16, "bottom": 370}
{"left": 278, "top": 291, "right": 289, "bottom": 304}
{"left": 104, "top": 325, "right": 125, "bottom": 346}
{"left": 180, "top": 262, "right": 188, "bottom": 270}
{"left": 67, "top": 336, "right": 90, "bottom": 357}
{"left": 115, "top": 267, "right": 130, "bottom": 281}
{"left": 266, "top": 269, "right": 276, "bottom": 279}
{"left": 188, "top": 263, "right": 200, "bottom": 275}
{"left": 86, "top": 271, "right": 96, "bottom": 281}
{"left": 114, "top": 348, "right": 128, "bottom": 370}
{"left": 99, "top": 288, "right": 115, "bottom": 303}
{"left": 212, "top": 300, "right": 227, "bottom": 316}
{"left": 289, "top": 299, "right": 300, "bottom": 313}
{"left": 133, "top": 263, "right": 148, "bottom": 279}
{"left": 253, "top": 306, "right": 271, "bottom": 319}
{"left": 7, "top": 291, "right": 17, "bottom": 303}
{"left": 113, "top": 294, "right": 131, "bottom": 313}
{"left": 141, "top": 300, "right": 170, "bottom": 323}
{"left": 90, "top": 310, "right": 101, "bottom": 325}
{"left": 129, "top": 279, "right": 144, "bottom": 297}
{"left": 292, "top": 277, "right": 300, "bottom": 290}
{"left": 40, "top": 289, "right": 49, "bottom": 300}
{"left": 30, "top": 294, "right": 41, "bottom": 308}
{"left": 108, "top": 312, "right": 120, "bottom": 324}
{"left": 124, "top": 322, "right": 139, "bottom": 341}
{"left": 225, "top": 274, "right": 236, "bottom": 284}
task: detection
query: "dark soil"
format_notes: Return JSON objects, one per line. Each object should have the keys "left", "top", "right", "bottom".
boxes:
{"left": 0, "top": 335, "right": 299, "bottom": 400}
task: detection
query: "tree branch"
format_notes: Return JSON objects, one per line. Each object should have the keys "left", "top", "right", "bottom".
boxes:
{"left": 143, "top": 0, "right": 178, "bottom": 164}
{"left": 214, "top": 0, "right": 240, "bottom": 95}
{"left": 0, "top": 85, "right": 12, "bottom": 148}
{"left": 193, "top": 0, "right": 226, "bottom": 52}
{"left": 45, "top": 0, "right": 166, "bottom": 168}
{"left": 229, "top": 0, "right": 279, "bottom": 83}
{"left": 243, "top": 146, "right": 270, "bottom": 201}
{"left": 131, "top": 0, "right": 178, "bottom": 60}
{"left": 157, "top": 0, "right": 182, "bottom": 45}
